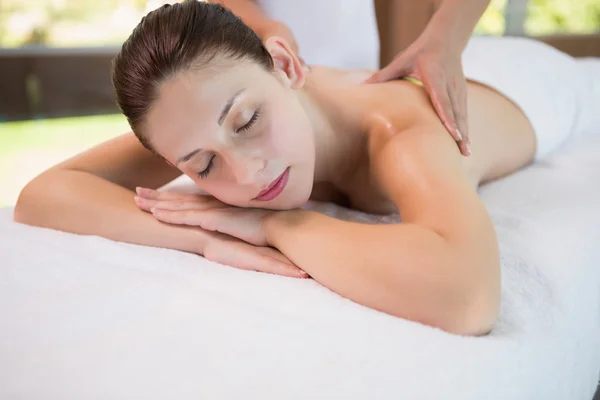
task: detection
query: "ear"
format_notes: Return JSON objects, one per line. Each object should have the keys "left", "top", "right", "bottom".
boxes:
{"left": 264, "top": 36, "right": 306, "bottom": 89}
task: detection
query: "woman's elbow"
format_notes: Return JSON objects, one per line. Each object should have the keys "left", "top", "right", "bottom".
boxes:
{"left": 446, "top": 280, "right": 500, "bottom": 336}
{"left": 420, "top": 262, "right": 500, "bottom": 336}
{"left": 13, "top": 176, "right": 44, "bottom": 225}
{"left": 445, "top": 247, "right": 501, "bottom": 336}
{"left": 458, "top": 296, "right": 499, "bottom": 336}
{"left": 13, "top": 171, "right": 59, "bottom": 226}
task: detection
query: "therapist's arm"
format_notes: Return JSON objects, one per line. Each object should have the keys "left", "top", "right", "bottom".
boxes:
{"left": 212, "top": 0, "right": 299, "bottom": 53}
{"left": 212, "top": 0, "right": 268, "bottom": 33}
{"left": 429, "top": 0, "right": 491, "bottom": 51}
{"left": 366, "top": 0, "right": 490, "bottom": 156}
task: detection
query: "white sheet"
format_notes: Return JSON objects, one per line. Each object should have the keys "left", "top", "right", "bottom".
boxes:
{"left": 1, "top": 131, "right": 600, "bottom": 399}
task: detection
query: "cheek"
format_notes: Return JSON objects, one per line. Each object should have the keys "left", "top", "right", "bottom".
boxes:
{"left": 197, "top": 179, "right": 245, "bottom": 204}
{"left": 268, "top": 117, "right": 295, "bottom": 155}
{"left": 267, "top": 104, "right": 311, "bottom": 157}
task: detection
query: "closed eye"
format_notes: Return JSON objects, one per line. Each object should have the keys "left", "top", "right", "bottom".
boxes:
{"left": 198, "top": 155, "right": 215, "bottom": 179}
{"left": 236, "top": 109, "right": 261, "bottom": 133}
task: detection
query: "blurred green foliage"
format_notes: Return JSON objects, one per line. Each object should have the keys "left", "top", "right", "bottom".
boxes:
{"left": 0, "top": 0, "right": 598, "bottom": 48}
{"left": 476, "top": 0, "right": 600, "bottom": 36}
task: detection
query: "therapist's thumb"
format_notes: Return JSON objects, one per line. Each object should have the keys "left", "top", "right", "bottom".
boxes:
{"left": 363, "top": 60, "right": 410, "bottom": 84}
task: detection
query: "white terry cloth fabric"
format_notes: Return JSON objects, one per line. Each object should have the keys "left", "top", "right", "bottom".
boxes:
{"left": 462, "top": 37, "right": 600, "bottom": 160}
{"left": 256, "top": 0, "right": 380, "bottom": 70}
{"left": 1, "top": 122, "right": 600, "bottom": 398}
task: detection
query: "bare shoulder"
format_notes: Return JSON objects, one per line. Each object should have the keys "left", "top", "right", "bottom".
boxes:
{"left": 363, "top": 78, "right": 536, "bottom": 186}
{"left": 363, "top": 87, "right": 495, "bottom": 246}
{"left": 363, "top": 80, "right": 468, "bottom": 194}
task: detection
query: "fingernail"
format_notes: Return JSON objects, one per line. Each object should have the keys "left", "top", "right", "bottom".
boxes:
{"left": 456, "top": 129, "right": 463, "bottom": 141}
{"left": 465, "top": 143, "right": 472, "bottom": 156}
{"left": 135, "top": 187, "right": 143, "bottom": 195}
{"left": 150, "top": 207, "right": 156, "bottom": 213}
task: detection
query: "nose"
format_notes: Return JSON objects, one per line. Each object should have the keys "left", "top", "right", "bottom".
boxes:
{"left": 230, "top": 155, "right": 267, "bottom": 185}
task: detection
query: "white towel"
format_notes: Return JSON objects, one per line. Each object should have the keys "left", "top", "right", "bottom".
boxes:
{"left": 1, "top": 123, "right": 600, "bottom": 399}
{"left": 462, "top": 37, "right": 600, "bottom": 160}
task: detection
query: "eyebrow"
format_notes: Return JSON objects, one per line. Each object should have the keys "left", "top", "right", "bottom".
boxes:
{"left": 176, "top": 89, "right": 246, "bottom": 166}
{"left": 176, "top": 148, "right": 202, "bottom": 166}
{"left": 218, "top": 89, "right": 245, "bottom": 126}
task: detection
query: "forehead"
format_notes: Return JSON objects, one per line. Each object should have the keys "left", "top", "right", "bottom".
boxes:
{"left": 145, "top": 61, "right": 271, "bottom": 151}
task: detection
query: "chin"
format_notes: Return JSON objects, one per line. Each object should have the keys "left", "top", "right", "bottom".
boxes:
{"left": 258, "top": 188, "right": 311, "bottom": 211}
{"left": 286, "top": 173, "right": 313, "bottom": 209}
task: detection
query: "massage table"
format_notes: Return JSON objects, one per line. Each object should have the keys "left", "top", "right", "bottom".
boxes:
{"left": 1, "top": 124, "right": 600, "bottom": 399}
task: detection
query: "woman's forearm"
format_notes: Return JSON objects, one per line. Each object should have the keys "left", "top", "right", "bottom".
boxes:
{"left": 265, "top": 210, "right": 498, "bottom": 335}
{"left": 427, "top": 0, "right": 491, "bottom": 51}
{"left": 14, "top": 170, "right": 205, "bottom": 254}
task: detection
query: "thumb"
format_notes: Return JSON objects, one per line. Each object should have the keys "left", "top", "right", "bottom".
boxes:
{"left": 363, "top": 60, "right": 411, "bottom": 84}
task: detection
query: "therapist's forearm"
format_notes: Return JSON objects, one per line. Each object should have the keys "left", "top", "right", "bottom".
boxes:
{"left": 427, "top": 0, "right": 491, "bottom": 50}
{"left": 212, "top": 0, "right": 270, "bottom": 33}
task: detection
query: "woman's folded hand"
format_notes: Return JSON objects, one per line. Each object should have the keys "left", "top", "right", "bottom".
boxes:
{"left": 134, "top": 187, "right": 308, "bottom": 279}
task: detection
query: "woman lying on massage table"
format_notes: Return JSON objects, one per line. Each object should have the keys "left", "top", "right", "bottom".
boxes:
{"left": 14, "top": 1, "right": 598, "bottom": 336}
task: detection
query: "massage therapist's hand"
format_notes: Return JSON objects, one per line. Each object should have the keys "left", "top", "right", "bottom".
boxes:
{"left": 134, "top": 187, "right": 307, "bottom": 278}
{"left": 365, "top": 36, "right": 471, "bottom": 156}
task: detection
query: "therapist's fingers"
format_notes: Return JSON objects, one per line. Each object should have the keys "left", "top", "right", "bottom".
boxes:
{"left": 420, "top": 67, "right": 465, "bottom": 148}
{"left": 448, "top": 75, "right": 471, "bottom": 155}
{"left": 363, "top": 56, "right": 411, "bottom": 84}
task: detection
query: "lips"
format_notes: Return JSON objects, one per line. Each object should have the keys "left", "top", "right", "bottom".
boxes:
{"left": 254, "top": 167, "right": 290, "bottom": 202}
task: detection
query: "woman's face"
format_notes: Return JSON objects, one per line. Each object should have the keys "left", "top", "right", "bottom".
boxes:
{"left": 145, "top": 56, "right": 315, "bottom": 210}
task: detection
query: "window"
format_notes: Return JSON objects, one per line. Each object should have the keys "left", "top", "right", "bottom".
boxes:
{"left": 476, "top": 0, "right": 600, "bottom": 37}
{"left": 0, "top": 0, "right": 187, "bottom": 48}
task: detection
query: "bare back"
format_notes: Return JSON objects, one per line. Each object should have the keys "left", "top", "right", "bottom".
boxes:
{"left": 306, "top": 66, "right": 537, "bottom": 214}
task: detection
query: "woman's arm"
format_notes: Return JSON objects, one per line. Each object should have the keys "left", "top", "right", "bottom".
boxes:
{"left": 14, "top": 133, "right": 305, "bottom": 276}
{"left": 13, "top": 133, "right": 206, "bottom": 253}
{"left": 263, "top": 112, "right": 500, "bottom": 335}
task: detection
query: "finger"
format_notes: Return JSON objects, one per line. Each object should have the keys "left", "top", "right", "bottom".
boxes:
{"left": 253, "top": 246, "right": 308, "bottom": 277}
{"left": 205, "top": 238, "right": 308, "bottom": 278}
{"left": 135, "top": 196, "right": 225, "bottom": 212}
{"left": 448, "top": 79, "right": 471, "bottom": 156}
{"left": 153, "top": 208, "right": 266, "bottom": 246}
{"left": 152, "top": 208, "right": 237, "bottom": 236}
{"left": 135, "top": 187, "right": 199, "bottom": 201}
{"left": 421, "top": 69, "right": 462, "bottom": 143}
{"left": 151, "top": 208, "right": 210, "bottom": 227}
{"left": 254, "top": 246, "right": 298, "bottom": 267}
{"left": 134, "top": 196, "right": 152, "bottom": 212}
{"left": 363, "top": 59, "right": 410, "bottom": 84}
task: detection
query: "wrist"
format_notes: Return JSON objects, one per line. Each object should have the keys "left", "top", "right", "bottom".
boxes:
{"left": 424, "top": 0, "right": 489, "bottom": 52}
{"left": 420, "top": 23, "right": 461, "bottom": 55}
{"left": 168, "top": 224, "right": 210, "bottom": 255}
{"left": 263, "top": 208, "right": 307, "bottom": 248}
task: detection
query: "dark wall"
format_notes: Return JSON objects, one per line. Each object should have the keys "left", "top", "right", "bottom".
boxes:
{"left": 0, "top": 47, "right": 119, "bottom": 122}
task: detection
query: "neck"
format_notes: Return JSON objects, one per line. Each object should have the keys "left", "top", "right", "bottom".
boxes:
{"left": 296, "top": 73, "right": 366, "bottom": 188}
